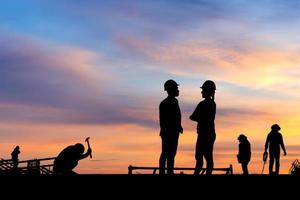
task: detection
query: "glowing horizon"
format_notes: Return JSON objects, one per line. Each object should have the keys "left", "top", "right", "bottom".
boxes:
{"left": 1, "top": 0, "right": 300, "bottom": 174}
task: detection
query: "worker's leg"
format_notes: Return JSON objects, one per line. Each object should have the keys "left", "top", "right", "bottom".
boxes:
{"left": 204, "top": 149, "right": 214, "bottom": 175}
{"left": 204, "top": 137, "right": 215, "bottom": 175}
{"left": 242, "top": 162, "right": 249, "bottom": 175}
{"left": 194, "top": 136, "right": 204, "bottom": 175}
{"left": 275, "top": 153, "right": 280, "bottom": 175}
{"left": 159, "top": 136, "right": 168, "bottom": 175}
{"left": 167, "top": 134, "right": 179, "bottom": 175}
{"left": 269, "top": 154, "right": 275, "bottom": 175}
{"left": 13, "top": 160, "right": 18, "bottom": 169}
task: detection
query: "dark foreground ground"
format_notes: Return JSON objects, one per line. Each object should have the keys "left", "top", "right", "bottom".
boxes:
{"left": 0, "top": 174, "right": 298, "bottom": 198}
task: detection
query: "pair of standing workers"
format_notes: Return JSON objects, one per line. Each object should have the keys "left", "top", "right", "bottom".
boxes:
{"left": 159, "top": 79, "right": 216, "bottom": 175}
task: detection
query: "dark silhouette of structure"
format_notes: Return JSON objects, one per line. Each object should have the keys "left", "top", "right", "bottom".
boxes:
{"left": 128, "top": 165, "right": 233, "bottom": 175}
{"left": 190, "top": 80, "right": 216, "bottom": 175}
{"left": 290, "top": 159, "right": 300, "bottom": 175}
{"left": 1, "top": 157, "right": 56, "bottom": 175}
{"left": 264, "top": 124, "right": 287, "bottom": 175}
{"left": 237, "top": 134, "right": 251, "bottom": 175}
{"left": 159, "top": 79, "right": 183, "bottom": 175}
{"left": 53, "top": 143, "right": 92, "bottom": 175}
{"left": 11, "top": 146, "right": 20, "bottom": 169}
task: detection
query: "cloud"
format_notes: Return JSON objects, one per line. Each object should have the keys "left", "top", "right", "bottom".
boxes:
{"left": 116, "top": 34, "right": 300, "bottom": 89}
{"left": 0, "top": 32, "right": 159, "bottom": 127}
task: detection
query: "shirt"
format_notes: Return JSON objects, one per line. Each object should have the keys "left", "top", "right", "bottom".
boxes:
{"left": 159, "top": 96, "right": 182, "bottom": 136}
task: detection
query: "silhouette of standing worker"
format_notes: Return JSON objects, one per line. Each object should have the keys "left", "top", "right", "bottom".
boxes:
{"left": 159, "top": 79, "right": 183, "bottom": 175}
{"left": 190, "top": 80, "right": 216, "bottom": 175}
{"left": 53, "top": 143, "right": 92, "bottom": 175}
{"left": 11, "top": 146, "right": 20, "bottom": 169}
{"left": 237, "top": 134, "right": 251, "bottom": 175}
{"left": 264, "top": 124, "right": 287, "bottom": 175}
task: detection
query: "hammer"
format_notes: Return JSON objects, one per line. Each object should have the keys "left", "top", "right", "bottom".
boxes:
{"left": 85, "top": 137, "right": 92, "bottom": 159}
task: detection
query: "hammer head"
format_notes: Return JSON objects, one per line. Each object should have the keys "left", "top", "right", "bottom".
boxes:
{"left": 85, "top": 137, "right": 90, "bottom": 142}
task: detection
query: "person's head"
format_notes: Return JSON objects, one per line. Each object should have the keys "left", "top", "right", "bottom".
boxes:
{"left": 74, "top": 143, "right": 85, "bottom": 155}
{"left": 201, "top": 80, "right": 216, "bottom": 100}
{"left": 238, "top": 134, "right": 247, "bottom": 143}
{"left": 271, "top": 124, "right": 281, "bottom": 132}
{"left": 164, "top": 79, "right": 179, "bottom": 97}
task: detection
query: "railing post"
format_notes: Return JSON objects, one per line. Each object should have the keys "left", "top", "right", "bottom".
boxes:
{"left": 128, "top": 165, "right": 133, "bottom": 175}
{"left": 153, "top": 168, "right": 157, "bottom": 174}
{"left": 229, "top": 164, "right": 233, "bottom": 175}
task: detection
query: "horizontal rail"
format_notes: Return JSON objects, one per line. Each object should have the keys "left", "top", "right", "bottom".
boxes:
{"left": 18, "top": 157, "right": 56, "bottom": 164}
{"left": 128, "top": 165, "right": 233, "bottom": 175}
{"left": 1, "top": 157, "right": 56, "bottom": 164}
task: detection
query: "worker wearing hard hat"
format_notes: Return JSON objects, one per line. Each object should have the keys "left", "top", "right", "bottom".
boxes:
{"left": 264, "top": 124, "right": 287, "bottom": 175}
{"left": 190, "top": 80, "right": 216, "bottom": 175}
{"left": 159, "top": 79, "right": 183, "bottom": 175}
{"left": 237, "top": 134, "right": 251, "bottom": 175}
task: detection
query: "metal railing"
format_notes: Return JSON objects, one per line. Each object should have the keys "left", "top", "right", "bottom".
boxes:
{"left": 0, "top": 157, "right": 56, "bottom": 175}
{"left": 128, "top": 165, "right": 233, "bottom": 175}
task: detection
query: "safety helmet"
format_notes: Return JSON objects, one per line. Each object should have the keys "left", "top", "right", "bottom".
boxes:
{"left": 238, "top": 134, "right": 247, "bottom": 141}
{"left": 271, "top": 124, "right": 281, "bottom": 131}
{"left": 164, "top": 79, "right": 179, "bottom": 91}
{"left": 201, "top": 80, "right": 216, "bottom": 91}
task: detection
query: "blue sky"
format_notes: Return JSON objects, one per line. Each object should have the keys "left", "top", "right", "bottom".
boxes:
{"left": 1, "top": 0, "right": 300, "bottom": 173}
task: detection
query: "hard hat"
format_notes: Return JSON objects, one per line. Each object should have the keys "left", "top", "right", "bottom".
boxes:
{"left": 201, "top": 80, "right": 216, "bottom": 91}
{"left": 164, "top": 79, "right": 179, "bottom": 91}
{"left": 238, "top": 134, "right": 247, "bottom": 140}
{"left": 271, "top": 124, "right": 281, "bottom": 131}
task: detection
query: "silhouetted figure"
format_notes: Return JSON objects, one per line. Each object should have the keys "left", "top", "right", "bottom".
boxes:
{"left": 264, "top": 124, "right": 287, "bottom": 175}
{"left": 159, "top": 79, "right": 183, "bottom": 175}
{"left": 53, "top": 143, "right": 92, "bottom": 175}
{"left": 237, "top": 134, "right": 251, "bottom": 175}
{"left": 11, "top": 146, "right": 20, "bottom": 169}
{"left": 190, "top": 80, "right": 216, "bottom": 175}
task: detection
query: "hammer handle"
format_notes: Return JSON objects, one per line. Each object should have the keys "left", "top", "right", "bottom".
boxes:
{"left": 86, "top": 140, "right": 92, "bottom": 158}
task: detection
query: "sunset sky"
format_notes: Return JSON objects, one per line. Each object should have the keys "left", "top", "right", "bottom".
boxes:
{"left": 1, "top": 0, "right": 300, "bottom": 174}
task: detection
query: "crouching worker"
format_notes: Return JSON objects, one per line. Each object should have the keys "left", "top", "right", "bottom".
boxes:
{"left": 53, "top": 143, "right": 92, "bottom": 175}
{"left": 237, "top": 134, "right": 251, "bottom": 175}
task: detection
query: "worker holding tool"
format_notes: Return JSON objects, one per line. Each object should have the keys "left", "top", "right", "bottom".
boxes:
{"left": 261, "top": 150, "right": 268, "bottom": 174}
{"left": 53, "top": 138, "right": 92, "bottom": 175}
{"left": 264, "top": 124, "right": 287, "bottom": 175}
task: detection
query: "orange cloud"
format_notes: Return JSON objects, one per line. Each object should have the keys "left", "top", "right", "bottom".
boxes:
{"left": 117, "top": 35, "right": 300, "bottom": 89}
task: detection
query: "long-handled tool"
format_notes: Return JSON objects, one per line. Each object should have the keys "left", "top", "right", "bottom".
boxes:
{"left": 85, "top": 137, "right": 92, "bottom": 159}
{"left": 261, "top": 151, "right": 268, "bottom": 174}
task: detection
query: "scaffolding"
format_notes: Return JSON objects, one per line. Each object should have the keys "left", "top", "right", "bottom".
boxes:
{"left": 0, "top": 157, "right": 56, "bottom": 175}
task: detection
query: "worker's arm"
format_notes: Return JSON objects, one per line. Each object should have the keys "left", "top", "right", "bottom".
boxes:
{"left": 79, "top": 148, "right": 92, "bottom": 160}
{"left": 177, "top": 101, "right": 183, "bottom": 134}
{"left": 280, "top": 135, "right": 287, "bottom": 156}
{"left": 190, "top": 103, "right": 201, "bottom": 122}
{"left": 159, "top": 102, "right": 167, "bottom": 132}
{"left": 264, "top": 134, "right": 270, "bottom": 152}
